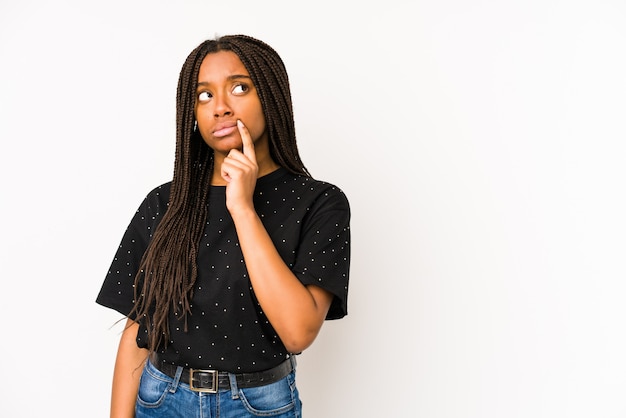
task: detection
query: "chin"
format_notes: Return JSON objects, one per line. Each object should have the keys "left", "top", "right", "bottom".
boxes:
{"left": 204, "top": 138, "right": 243, "bottom": 153}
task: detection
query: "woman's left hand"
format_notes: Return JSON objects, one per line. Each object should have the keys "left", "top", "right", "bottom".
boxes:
{"left": 221, "top": 119, "right": 259, "bottom": 214}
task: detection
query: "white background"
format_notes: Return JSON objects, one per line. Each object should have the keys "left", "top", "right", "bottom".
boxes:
{"left": 1, "top": 0, "right": 625, "bottom": 417}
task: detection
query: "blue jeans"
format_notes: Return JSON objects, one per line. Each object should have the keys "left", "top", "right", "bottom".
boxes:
{"left": 135, "top": 358, "right": 302, "bottom": 417}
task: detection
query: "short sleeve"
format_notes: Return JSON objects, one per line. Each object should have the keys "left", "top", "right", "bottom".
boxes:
{"left": 95, "top": 183, "right": 170, "bottom": 318}
{"left": 293, "top": 184, "right": 351, "bottom": 319}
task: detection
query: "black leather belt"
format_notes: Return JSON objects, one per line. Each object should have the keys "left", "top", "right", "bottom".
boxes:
{"left": 151, "top": 354, "right": 295, "bottom": 393}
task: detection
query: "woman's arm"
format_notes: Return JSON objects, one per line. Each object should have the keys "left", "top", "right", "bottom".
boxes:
{"left": 232, "top": 207, "right": 334, "bottom": 354}
{"left": 110, "top": 318, "right": 149, "bottom": 418}
{"left": 221, "top": 121, "right": 334, "bottom": 354}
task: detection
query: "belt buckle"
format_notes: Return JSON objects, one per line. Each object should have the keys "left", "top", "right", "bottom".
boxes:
{"left": 189, "top": 368, "right": 218, "bottom": 393}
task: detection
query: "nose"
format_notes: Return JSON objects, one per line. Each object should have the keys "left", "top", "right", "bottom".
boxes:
{"left": 213, "top": 93, "right": 232, "bottom": 118}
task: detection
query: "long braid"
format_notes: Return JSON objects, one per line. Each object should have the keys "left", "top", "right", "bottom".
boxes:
{"left": 228, "top": 36, "right": 308, "bottom": 175}
{"left": 131, "top": 35, "right": 307, "bottom": 353}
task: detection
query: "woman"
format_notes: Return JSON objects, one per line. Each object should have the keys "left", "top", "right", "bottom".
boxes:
{"left": 96, "top": 34, "right": 351, "bottom": 417}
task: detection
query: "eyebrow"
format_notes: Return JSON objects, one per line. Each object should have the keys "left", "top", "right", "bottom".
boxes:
{"left": 197, "top": 74, "right": 252, "bottom": 88}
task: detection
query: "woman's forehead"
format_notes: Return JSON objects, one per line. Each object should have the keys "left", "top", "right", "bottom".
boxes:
{"left": 197, "top": 50, "right": 249, "bottom": 84}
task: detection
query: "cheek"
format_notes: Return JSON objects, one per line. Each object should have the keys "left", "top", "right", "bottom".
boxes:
{"left": 248, "top": 110, "right": 267, "bottom": 140}
{"left": 195, "top": 109, "right": 212, "bottom": 130}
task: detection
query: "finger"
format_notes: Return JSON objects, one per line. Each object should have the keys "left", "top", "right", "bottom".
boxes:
{"left": 224, "top": 152, "right": 248, "bottom": 169}
{"left": 221, "top": 151, "right": 249, "bottom": 178}
{"left": 237, "top": 119, "right": 256, "bottom": 162}
{"left": 220, "top": 158, "right": 232, "bottom": 182}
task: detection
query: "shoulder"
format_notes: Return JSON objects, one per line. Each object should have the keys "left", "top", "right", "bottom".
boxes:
{"left": 144, "top": 181, "right": 171, "bottom": 201}
{"left": 127, "top": 182, "right": 172, "bottom": 231}
{"left": 138, "top": 182, "right": 171, "bottom": 211}
{"left": 275, "top": 170, "right": 349, "bottom": 202}
{"left": 286, "top": 173, "right": 351, "bottom": 217}
{"left": 257, "top": 168, "right": 350, "bottom": 216}
{"left": 302, "top": 176, "right": 350, "bottom": 211}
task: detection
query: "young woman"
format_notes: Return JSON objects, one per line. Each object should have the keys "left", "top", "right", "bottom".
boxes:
{"left": 96, "top": 34, "right": 351, "bottom": 417}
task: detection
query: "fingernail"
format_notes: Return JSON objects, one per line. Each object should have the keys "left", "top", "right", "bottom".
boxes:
{"left": 237, "top": 119, "right": 243, "bottom": 128}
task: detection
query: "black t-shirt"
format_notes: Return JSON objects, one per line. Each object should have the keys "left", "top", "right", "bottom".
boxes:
{"left": 96, "top": 168, "right": 350, "bottom": 372}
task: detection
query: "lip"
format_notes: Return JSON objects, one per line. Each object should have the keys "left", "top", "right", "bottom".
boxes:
{"left": 213, "top": 122, "right": 238, "bottom": 138}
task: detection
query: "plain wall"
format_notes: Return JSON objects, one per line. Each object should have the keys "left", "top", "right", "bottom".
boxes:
{"left": 1, "top": 0, "right": 625, "bottom": 416}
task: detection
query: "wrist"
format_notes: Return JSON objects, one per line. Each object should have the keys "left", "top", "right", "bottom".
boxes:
{"left": 228, "top": 204, "right": 258, "bottom": 223}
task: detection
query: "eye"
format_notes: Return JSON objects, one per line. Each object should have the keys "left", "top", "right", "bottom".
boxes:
{"left": 232, "top": 83, "right": 249, "bottom": 95}
{"left": 198, "top": 91, "right": 211, "bottom": 102}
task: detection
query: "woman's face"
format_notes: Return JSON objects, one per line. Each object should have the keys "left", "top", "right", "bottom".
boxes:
{"left": 194, "top": 50, "right": 268, "bottom": 156}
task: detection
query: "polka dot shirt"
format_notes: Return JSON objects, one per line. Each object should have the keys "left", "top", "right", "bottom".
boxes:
{"left": 96, "top": 168, "right": 351, "bottom": 372}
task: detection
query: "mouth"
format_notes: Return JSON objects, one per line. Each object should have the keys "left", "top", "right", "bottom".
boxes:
{"left": 213, "top": 123, "right": 237, "bottom": 138}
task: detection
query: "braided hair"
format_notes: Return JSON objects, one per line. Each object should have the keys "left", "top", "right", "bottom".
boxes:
{"left": 130, "top": 35, "right": 309, "bottom": 353}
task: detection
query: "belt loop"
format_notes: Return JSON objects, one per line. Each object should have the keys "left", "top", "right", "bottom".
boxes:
{"left": 168, "top": 365, "right": 184, "bottom": 394}
{"left": 289, "top": 354, "right": 297, "bottom": 371}
{"left": 228, "top": 373, "right": 239, "bottom": 399}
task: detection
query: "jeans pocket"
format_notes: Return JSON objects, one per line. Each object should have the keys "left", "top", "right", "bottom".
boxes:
{"left": 237, "top": 372, "right": 300, "bottom": 416}
{"left": 136, "top": 362, "right": 172, "bottom": 408}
